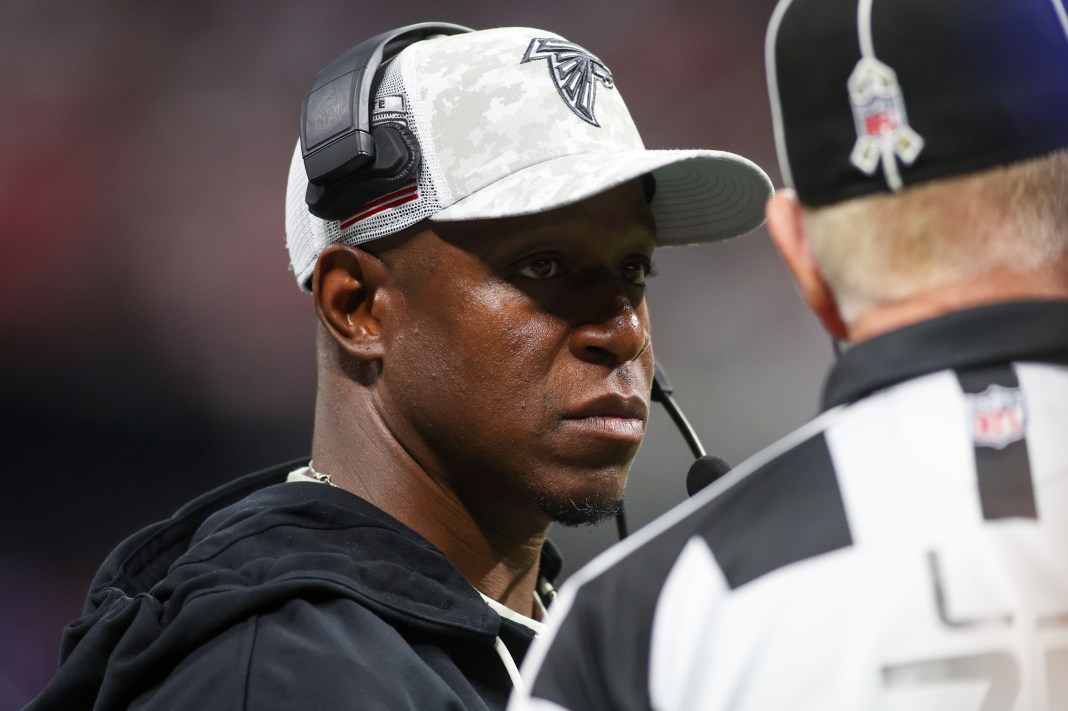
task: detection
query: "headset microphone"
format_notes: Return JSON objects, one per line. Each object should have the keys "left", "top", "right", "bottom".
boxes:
{"left": 685, "top": 454, "right": 733, "bottom": 497}
{"left": 650, "top": 361, "right": 706, "bottom": 460}
{"left": 615, "top": 360, "right": 722, "bottom": 540}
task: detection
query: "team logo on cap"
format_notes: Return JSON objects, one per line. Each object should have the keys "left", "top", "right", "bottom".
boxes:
{"left": 848, "top": 58, "right": 924, "bottom": 189}
{"left": 522, "top": 38, "right": 614, "bottom": 127}
{"left": 967, "top": 384, "right": 1027, "bottom": 450}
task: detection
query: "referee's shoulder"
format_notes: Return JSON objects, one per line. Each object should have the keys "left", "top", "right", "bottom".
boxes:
{"left": 567, "top": 407, "right": 850, "bottom": 599}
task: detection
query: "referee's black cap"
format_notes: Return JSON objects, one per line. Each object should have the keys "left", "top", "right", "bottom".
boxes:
{"left": 766, "top": 0, "right": 1068, "bottom": 207}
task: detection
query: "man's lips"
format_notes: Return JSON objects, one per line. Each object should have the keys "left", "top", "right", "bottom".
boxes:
{"left": 563, "top": 394, "right": 648, "bottom": 420}
{"left": 561, "top": 394, "right": 648, "bottom": 440}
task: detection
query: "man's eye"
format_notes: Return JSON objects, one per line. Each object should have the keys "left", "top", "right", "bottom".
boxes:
{"left": 621, "top": 259, "right": 655, "bottom": 285}
{"left": 516, "top": 258, "right": 564, "bottom": 279}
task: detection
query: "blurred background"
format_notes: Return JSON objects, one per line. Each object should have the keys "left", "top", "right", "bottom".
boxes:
{"left": 1, "top": 0, "right": 833, "bottom": 705}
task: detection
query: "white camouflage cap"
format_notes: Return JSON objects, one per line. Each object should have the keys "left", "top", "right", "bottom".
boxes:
{"left": 285, "top": 26, "right": 773, "bottom": 290}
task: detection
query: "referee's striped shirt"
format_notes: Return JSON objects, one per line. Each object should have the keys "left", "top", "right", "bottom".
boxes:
{"left": 511, "top": 300, "right": 1068, "bottom": 711}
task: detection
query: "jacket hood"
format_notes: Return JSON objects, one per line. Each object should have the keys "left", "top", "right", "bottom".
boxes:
{"left": 33, "top": 460, "right": 561, "bottom": 709}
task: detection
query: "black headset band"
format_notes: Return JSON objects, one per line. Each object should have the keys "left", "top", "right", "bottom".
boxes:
{"left": 300, "top": 23, "right": 472, "bottom": 194}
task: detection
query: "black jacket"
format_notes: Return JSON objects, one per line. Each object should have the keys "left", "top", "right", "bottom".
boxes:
{"left": 28, "top": 461, "right": 560, "bottom": 710}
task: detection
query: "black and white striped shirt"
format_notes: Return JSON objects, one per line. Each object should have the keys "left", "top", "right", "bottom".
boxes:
{"left": 511, "top": 300, "right": 1068, "bottom": 711}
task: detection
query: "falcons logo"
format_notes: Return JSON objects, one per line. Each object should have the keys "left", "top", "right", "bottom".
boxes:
{"left": 522, "top": 38, "right": 615, "bottom": 127}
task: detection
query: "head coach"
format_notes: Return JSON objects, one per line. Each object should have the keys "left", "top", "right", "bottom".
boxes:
{"left": 26, "top": 24, "right": 771, "bottom": 711}
{"left": 510, "top": 1, "right": 1068, "bottom": 709}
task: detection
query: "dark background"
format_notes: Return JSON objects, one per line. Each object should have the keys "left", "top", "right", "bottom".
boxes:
{"left": 1, "top": 0, "right": 832, "bottom": 705}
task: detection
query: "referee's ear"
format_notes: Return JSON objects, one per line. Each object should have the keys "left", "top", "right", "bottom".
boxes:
{"left": 766, "top": 189, "right": 848, "bottom": 341}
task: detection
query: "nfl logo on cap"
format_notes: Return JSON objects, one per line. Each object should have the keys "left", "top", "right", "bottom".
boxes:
{"left": 848, "top": 57, "right": 924, "bottom": 189}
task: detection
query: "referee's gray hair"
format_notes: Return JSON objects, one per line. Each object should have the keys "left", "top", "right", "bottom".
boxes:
{"left": 803, "top": 148, "right": 1068, "bottom": 324}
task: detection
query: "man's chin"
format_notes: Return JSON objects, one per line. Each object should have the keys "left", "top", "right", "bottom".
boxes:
{"left": 536, "top": 490, "right": 624, "bottom": 528}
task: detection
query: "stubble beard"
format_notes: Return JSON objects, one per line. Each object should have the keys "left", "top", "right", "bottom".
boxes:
{"left": 535, "top": 489, "right": 625, "bottom": 527}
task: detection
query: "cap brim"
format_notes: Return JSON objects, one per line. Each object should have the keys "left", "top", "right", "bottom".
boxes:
{"left": 430, "top": 149, "right": 773, "bottom": 244}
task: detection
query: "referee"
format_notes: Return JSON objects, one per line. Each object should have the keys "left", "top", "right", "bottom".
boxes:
{"left": 509, "top": 0, "right": 1068, "bottom": 709}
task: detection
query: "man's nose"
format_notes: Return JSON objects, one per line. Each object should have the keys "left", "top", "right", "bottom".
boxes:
{"left": 567, "top": 276, "right": 650, "bottom": 366}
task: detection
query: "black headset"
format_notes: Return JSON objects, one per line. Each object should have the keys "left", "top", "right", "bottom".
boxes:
{"left": 300, "top": 23, "right": 473, "bottom": 221}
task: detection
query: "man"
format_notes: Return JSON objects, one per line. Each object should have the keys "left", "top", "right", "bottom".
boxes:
{"left": 27, "top": 25, "right": 771, "bottom": 710}
{"left": 510, "top": 1, "right": 1068, "bottom": 709}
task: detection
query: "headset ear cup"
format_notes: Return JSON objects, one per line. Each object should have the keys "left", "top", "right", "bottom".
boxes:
{"left": 301, "top": 24, "right": 471, "bottom": 222}
{"left": 306, "top": 124, "right": 422, "bottom": 221}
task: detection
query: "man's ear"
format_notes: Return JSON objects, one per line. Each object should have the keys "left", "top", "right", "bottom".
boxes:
{"left": 313, "top": 244, "right": 390, "bottom": 361}
{"left": 765, "top": 190, "right": 849, "bottom": 341}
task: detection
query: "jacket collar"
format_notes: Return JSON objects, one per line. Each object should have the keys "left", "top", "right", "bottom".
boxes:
{"left": 822, "top": 300, "right": 1068, "bottom": 410}
{"left": 88, "top": 459, "right": 563, "bottom": 644}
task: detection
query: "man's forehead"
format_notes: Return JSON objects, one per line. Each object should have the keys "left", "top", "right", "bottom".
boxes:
{"left": 359, "top": 181, "right": 655, "bottom": 276}
{"left": 427, "top": 182, "right": 656, "bottom": 252}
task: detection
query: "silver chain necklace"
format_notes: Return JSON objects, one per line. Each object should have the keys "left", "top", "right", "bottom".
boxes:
{"left": 307, "top": 461, "right": 337, "bottom": 487}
